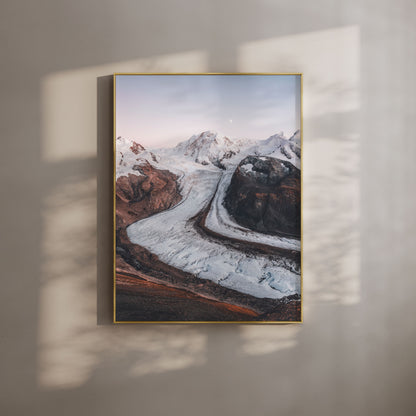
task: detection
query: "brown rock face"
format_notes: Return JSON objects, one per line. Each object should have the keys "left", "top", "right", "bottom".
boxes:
{"left": 116, "top": 160, "right": 182, "bottom": 228}
{"left": 129, "top": 141, "right": 145, "bottom": 154}
{"left": 224, "top": 156, "right": 300, "bottom": 237}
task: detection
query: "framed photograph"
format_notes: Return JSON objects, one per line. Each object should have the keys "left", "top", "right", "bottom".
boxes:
{"left": 114, "top": 73, "right": 302, "bottom": 323}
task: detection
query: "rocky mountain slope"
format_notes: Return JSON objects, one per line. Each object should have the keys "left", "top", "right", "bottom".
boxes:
{"left": 116, "top": 160, "right": 182, "bottom": 228}
{"left": 223, "top": 156, "right": 301, "bottom": 237}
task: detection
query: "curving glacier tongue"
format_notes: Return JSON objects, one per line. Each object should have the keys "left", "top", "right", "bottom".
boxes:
{"left": 126, "top": 166, "right": 300, "bottom": 299}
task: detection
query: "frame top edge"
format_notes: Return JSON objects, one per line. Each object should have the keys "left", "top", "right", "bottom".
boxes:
{"left": 113, "top": 72, "right": 303, "bottom": 76}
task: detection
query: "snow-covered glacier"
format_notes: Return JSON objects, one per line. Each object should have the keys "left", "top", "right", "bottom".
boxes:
{"left": 204, "top": 169, "right": 301, "bottom": 251}
{"left": 121, "top": 130, "right": 301, "bottom": 299}
{"left": 127, "top": 167, "right": 300, "bottom": 299}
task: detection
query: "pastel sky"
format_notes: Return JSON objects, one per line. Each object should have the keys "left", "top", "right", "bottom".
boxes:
{"left": 115, "top": 74, "right": 300, "bottom": 148}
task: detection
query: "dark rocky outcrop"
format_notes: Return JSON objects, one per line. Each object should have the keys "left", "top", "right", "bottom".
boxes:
{"left": 116, "top": 160, "right": 182, "bottom": 229}
{"left": 224, "top": 156, "right": 300, "bottom": 237}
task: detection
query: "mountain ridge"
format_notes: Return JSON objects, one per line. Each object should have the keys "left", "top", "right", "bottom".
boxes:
{"left": 116, "top": 129, "right": 300, "bottom": 176}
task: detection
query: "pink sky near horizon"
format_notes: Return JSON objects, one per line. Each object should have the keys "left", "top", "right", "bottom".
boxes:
{"left": 115, "top": 74, "right": 301, "bottom": 149}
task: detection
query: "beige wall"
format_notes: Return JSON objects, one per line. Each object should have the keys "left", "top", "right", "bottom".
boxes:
{"left": 1, "top": 1, "right": 415, "bottom": 415}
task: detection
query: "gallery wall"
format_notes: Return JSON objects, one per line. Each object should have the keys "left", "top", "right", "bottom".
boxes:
{"left": 1, "top": 0, "right": 415, "bottom": 415}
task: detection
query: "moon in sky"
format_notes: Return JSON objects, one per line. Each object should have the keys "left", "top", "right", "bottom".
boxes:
{"left": 229, "top": 119, "right": 233, "bottom": 123}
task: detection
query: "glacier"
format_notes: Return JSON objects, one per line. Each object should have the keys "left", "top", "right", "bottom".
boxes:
{"left": 120, "top": 130, "right": 301, "bottom": 299}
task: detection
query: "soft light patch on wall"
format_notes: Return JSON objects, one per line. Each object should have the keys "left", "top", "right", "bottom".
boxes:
{"left": 38, "top": 51, "right": 209, "bottom": 390}
{"left": 41, "top": 51, "right": 208, "bottom": 162}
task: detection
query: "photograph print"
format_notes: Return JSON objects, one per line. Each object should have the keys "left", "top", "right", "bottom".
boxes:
{"left": 114, "top": 73, "right": 302, "bottom": 322}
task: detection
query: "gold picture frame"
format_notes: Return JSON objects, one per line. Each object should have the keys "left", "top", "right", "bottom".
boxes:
{"left": 113, "top": 73, "right": 303, "bottom": 324}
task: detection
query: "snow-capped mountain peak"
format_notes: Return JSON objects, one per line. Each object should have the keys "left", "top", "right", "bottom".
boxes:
{"left": 116, "top": 129, "right": 301, "bottom": 178}
{"left": 177, "top": 130, "right": 232, "bottom": 152}
{"left": 265, "top": 131, "right": 286, "bottom": 142}
{"left": 116, "top": 136, "right": 147, "bottom": 158}
{"left": 175, "top": 130, "right": 249, "bottom": 169}
{"left": 249, "top": 131, "right": 301, "bottom": 168}
{"left": 116, "top": 136, "right": 159, "bottom": 179}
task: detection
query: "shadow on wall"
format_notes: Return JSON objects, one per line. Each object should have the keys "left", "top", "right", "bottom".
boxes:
{"left": 37, "top": 26, "right": 360, "bottom": 392}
